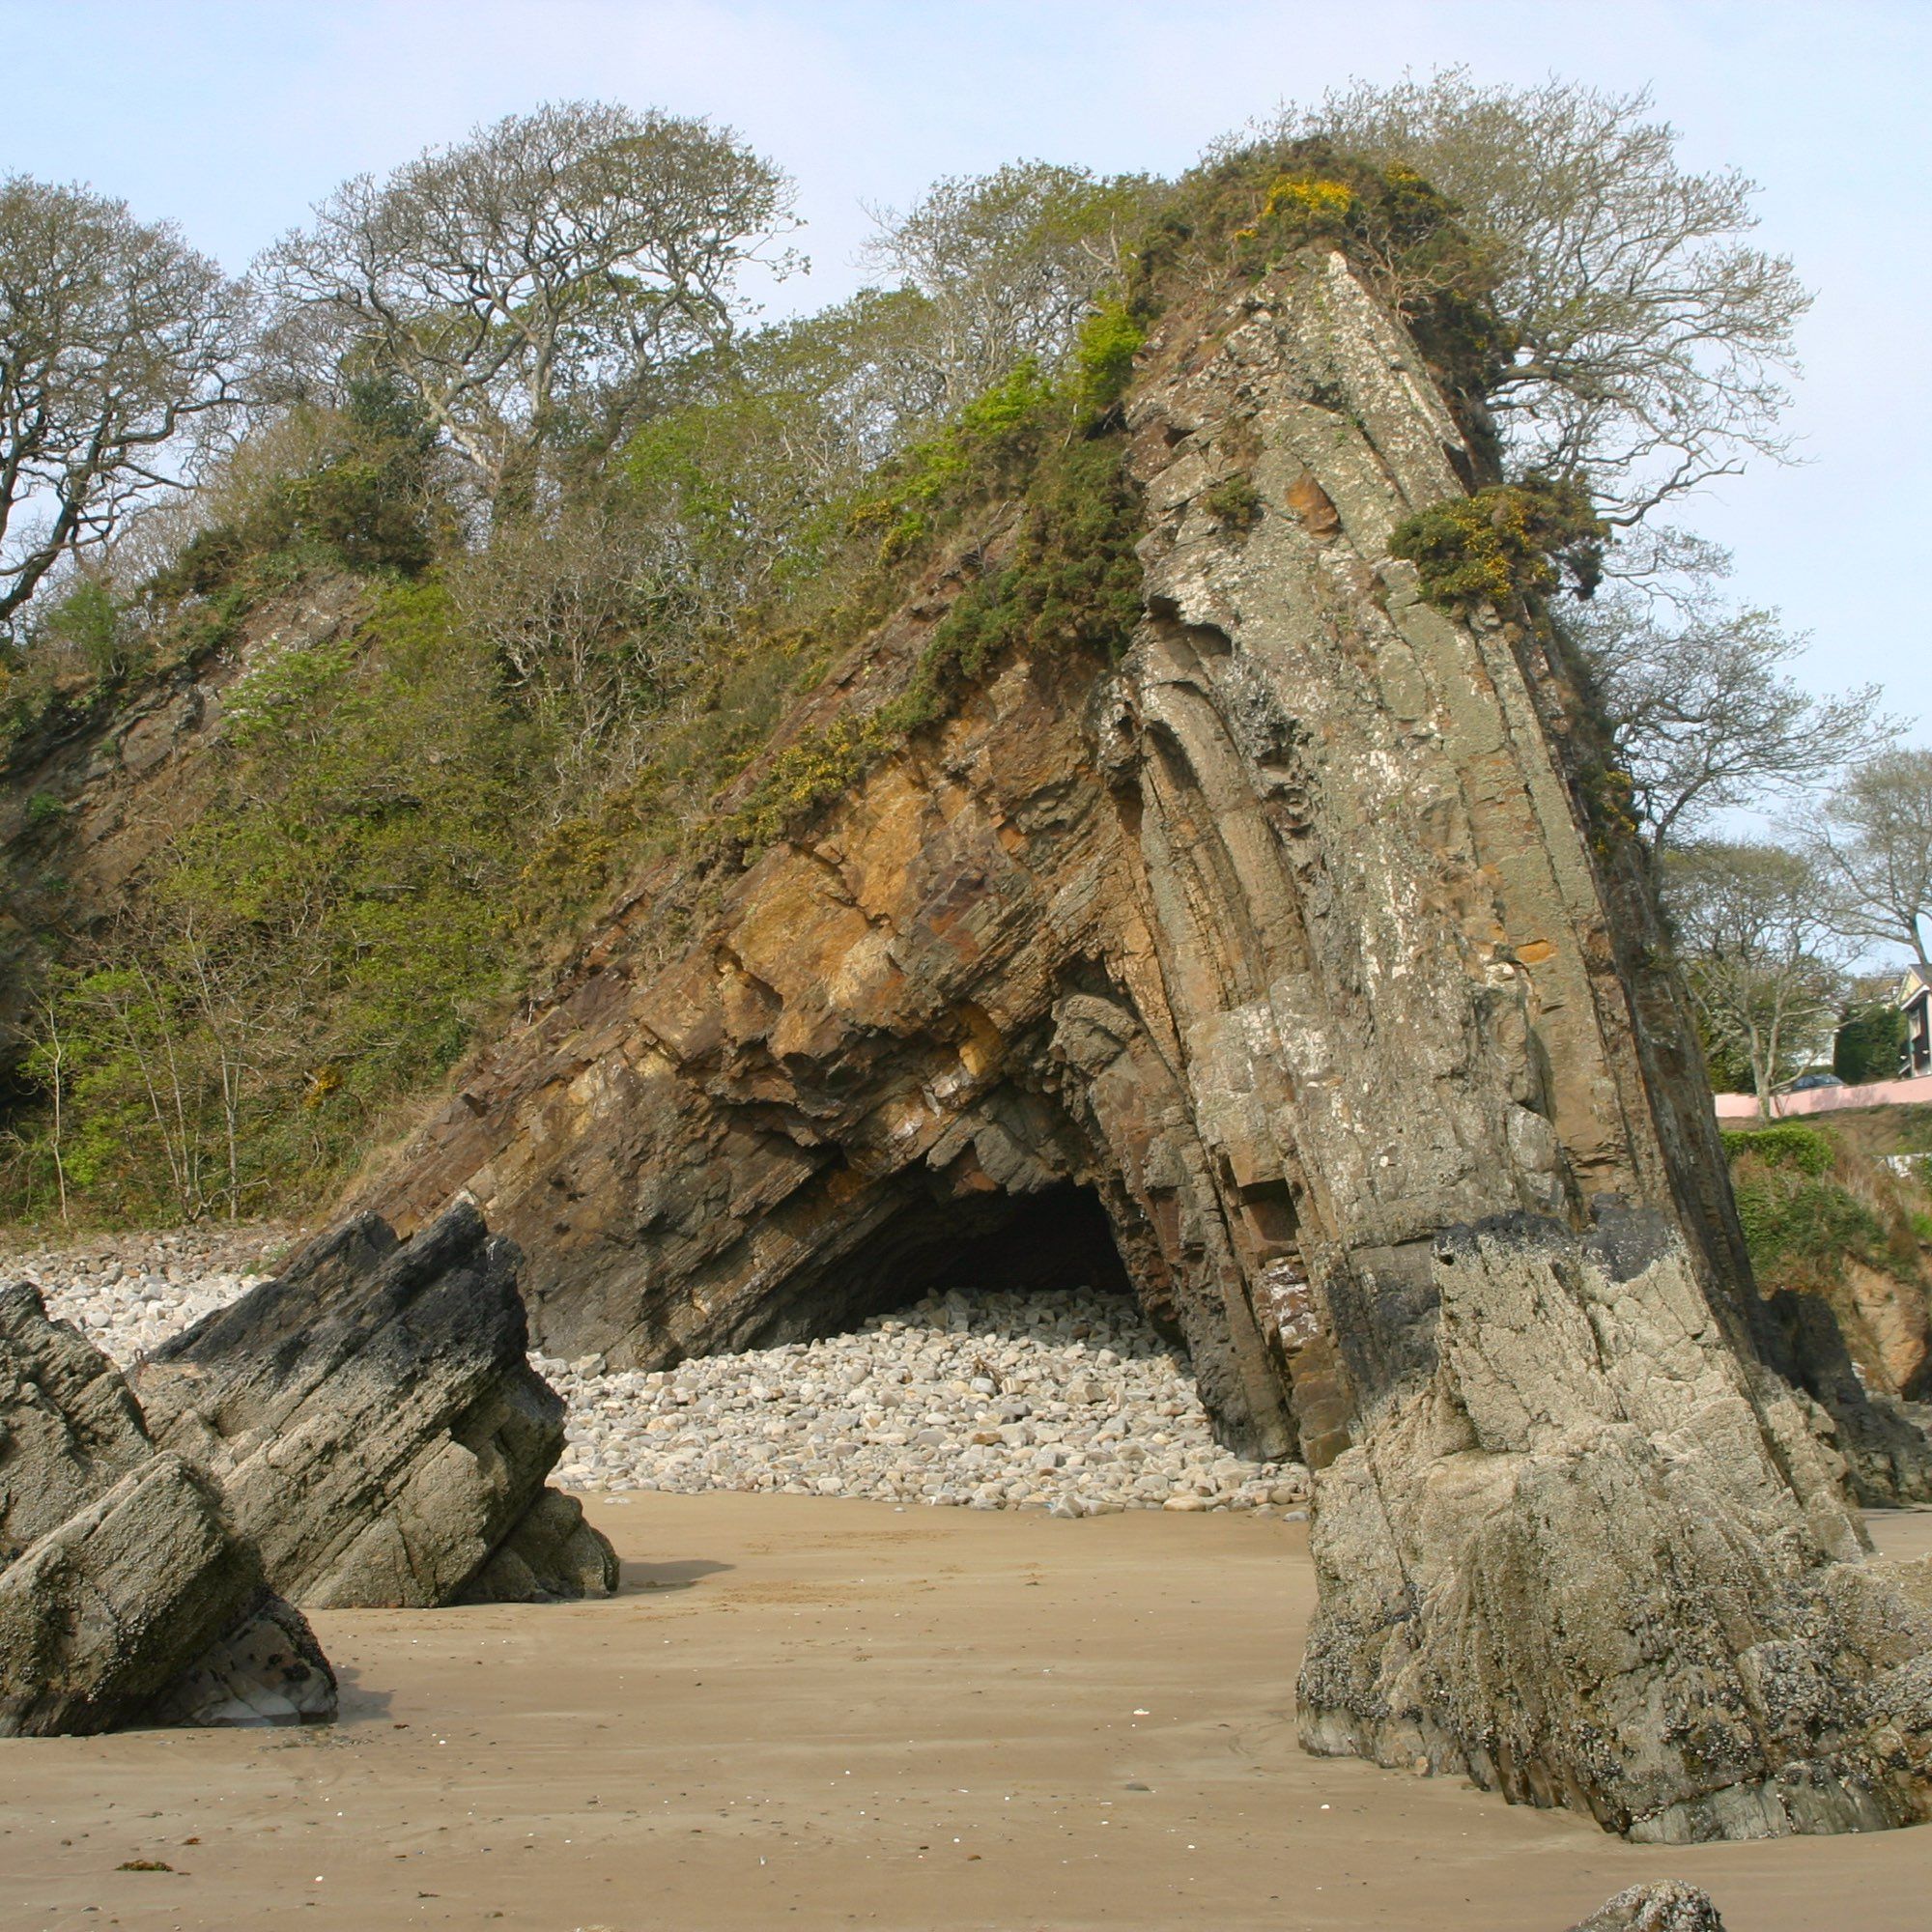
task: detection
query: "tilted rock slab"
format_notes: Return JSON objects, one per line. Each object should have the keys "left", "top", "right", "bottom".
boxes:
{"left": 134, "top": 1203, "right": 615, "bottom": 1608}
{"left": 364, "top": 249, "right": 1932, "bottom": 1834}
{"left": 0, "top": 1283, "right": 334, "bottom": 1736}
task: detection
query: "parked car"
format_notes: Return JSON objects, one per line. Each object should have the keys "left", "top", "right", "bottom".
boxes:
{"left": 1784, "top": 1072, "right": 1845, "bottom": 1093}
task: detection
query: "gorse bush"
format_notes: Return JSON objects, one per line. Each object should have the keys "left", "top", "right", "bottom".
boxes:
{"left": 156, "top": 382, "right": 439, "bottom": 597}
{"left": 1390, "top": 476, "right": 1605, "bottom": 614}
{"left": 1132, "top": 138, "right": 1513, "bottom": 417}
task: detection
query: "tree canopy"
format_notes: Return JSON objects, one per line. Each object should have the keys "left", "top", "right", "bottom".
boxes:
{"left": 1567, "top": 584, "right": 1892, "bottom": 859}
{"left": 1287, "top": 68, "right": 1812, "bottom": 524}
{"left": 0, "top": 176, "right": 241, "bottom": 636}
{"left": 257, "top": 101, "right": 798, "bottom": 508}
{"left": 1664, "top": 839, "right": 1847, "bottom": 1109}
{"left": 1810, "top": 749, "right": 1932, "bottom": 973}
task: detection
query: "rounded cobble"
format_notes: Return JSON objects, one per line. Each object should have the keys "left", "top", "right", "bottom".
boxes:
{"left": 11, "top": 1234, "right": 1310, "bottom": 1518}
{"left": 539, "top": 1285, "right": 1310, "bottom": 1517}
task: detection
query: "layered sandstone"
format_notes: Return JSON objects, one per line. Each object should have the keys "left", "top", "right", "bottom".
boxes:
{"left": 365, "top": 249, "right": 1932, "bottom": 1836}
{"left": 135, "top": 1203, "right": 617, "bottom": 1607}
{"left": 0, "top": 1282, "right": 335, "bottom": 1736}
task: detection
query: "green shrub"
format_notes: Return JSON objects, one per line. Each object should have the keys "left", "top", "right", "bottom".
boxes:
{"left": 1731, "top": 1163, "right": 1889, "bottom": 1285}
{"left": 1203, "top": 473, "right": 1263, "bottom": 533}
{"left": 1071, "top": 300, "right": 1146, "bottom": 416}
{"left": 1130, "top": 140, "right": 1513, "bottom": 413}
{"left": 724, "top": 384, "right": 1142, "bottom": 855}
{"left": 1720, "top": 1122, "right": 1835, "bottom": 1174}
{"left": 1390, "top": 476, "right": 1605, "bottom": 614}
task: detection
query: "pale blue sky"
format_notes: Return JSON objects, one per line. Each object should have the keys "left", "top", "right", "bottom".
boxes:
{"left": 8, "top": 0, "right": 1928, "bottom": 733}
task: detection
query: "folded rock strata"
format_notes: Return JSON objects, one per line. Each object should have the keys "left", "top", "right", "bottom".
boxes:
{"left": 364, "top": 248, "right": 1932, "bottom": 1834}
{"left": 134, "top": 1203, "right": 616, "bottom": 1608}
{"left": 0, "top": 1282, "right": 334, "bottom": 1737}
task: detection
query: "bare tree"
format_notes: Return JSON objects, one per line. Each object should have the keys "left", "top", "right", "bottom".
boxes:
{"left": 0, "top": 175, "right": 241, "bottom": 635}
{"left": 864, "top": 161, "right": 1157, "bottom": 412}
{"left": 1809, "top": 749, "right": 1932, "bottom": 973}
{"left": 1288, "top": 70, "right": 1812, "bottom": 523}
{"left": 447, "top": 497, "right": 700, "bottom": 805}
{"left": 1664, "top": 839, "right": 1847, "bottom": 1116}
{"left": 14, "top": 991, "right": 71, "bottom": 1225}
{"left": 1566, "top": 584, "right": 1893, "bottom": 860}
{"left": 258, "top": 101, "right": 797, "bottom": 509}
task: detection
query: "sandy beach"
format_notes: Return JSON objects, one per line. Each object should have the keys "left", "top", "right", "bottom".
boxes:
{"left": 2, "top": 1496, "right": 1928, "bottom": 1932}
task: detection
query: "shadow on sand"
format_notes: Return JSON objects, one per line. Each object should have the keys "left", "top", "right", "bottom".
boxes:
{"left": 618, "top": 1557, "right": 733, "bottom": 1595}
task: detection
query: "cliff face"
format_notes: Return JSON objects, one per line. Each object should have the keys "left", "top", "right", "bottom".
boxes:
{"left": 352, "top": 249, "right": 1929, "bottom": 1837}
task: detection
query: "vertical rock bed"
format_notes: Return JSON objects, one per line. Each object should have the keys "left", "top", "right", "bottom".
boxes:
{"left": 8, "top": 1234, "right": 1310, "bottom": 1517}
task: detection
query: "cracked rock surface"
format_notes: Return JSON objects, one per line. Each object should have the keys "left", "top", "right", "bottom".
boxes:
{"left": 132, "top": 1204, "right": 616, "bottom": 1609}
{"left": 1565, "top": 1883, "right": 1727, "bottom": 1932}
{"left": 0, "top": 1281, "right": 334, "bottom": 1737}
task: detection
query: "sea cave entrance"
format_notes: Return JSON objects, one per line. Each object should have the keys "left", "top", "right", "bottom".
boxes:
{"left": 748, "top": 1179, "right": 1144, "bottom": 1350}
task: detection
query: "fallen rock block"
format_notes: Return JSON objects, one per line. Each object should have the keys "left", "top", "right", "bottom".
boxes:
{"left": 1566, "top": 1882, "right": 1727, "bottom": 1931}
{"left": 147, "top": 1593, "right": 337, "bottom": 1728}
{"left": 458, "top": 1487, "right": 619, "bottom": 1604}
{"left": 0, "top": 1284, "right": 333, "bottom": 1738}
{"left": 135, "top": 1202, "right": 614, "bottom": 1607}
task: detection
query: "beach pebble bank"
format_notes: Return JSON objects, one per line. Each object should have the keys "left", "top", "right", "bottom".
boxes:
{"left": 11, "top": 1234, "right": 1309, "bottom": 1517}
{"left": 539, "top": 1286, "right": 1311, "bottom": 1516}
{"left": 14, "top": 1225, "right": 289, "bottom": 1362}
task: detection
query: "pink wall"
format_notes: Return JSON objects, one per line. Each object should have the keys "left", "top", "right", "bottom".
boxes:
{"left": 1714, "top": 1076, "right": 1932, "bottom": 1121}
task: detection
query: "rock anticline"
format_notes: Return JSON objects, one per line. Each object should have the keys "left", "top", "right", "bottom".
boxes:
{"left": 352, "top": 248, "right": 1932, "bottom": 1837}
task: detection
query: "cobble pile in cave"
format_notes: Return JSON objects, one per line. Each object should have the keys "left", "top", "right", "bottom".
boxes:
{"left": 542, "top": 1286, "right": 1310, "bottom": 1514}
{"left": 11, "top": 1236, "right": 1308, "bottom": 1517}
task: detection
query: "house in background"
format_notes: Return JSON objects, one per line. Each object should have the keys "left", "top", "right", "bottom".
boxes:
{"left": 1898, "top": 967, "right": 1932, "bottom": 1077}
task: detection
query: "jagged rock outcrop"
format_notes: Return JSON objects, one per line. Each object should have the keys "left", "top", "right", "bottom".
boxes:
{"left": 1759, "top": 1281, "right": 1932, "bottom": 1506}
{"left": 134, "top": 1202, "right": 617, "bottom": 1608}
{"left": 363, "top": 248, "right": 1932, "bottom": 1835}
{"left": 0, "top": 1282, "right": 334, "bottom": 1736}
{"left": 1299, "top": 1213, "right": 1932, "bottom": 1838}
{"left": 1565, "top": 1883, "right": 1727, "bottom": 1932}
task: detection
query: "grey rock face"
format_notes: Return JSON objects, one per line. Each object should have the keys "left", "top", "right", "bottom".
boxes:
{"left": 0, "top": 1279, "right": 154, "bottom": 1564}
{"left": 0, "top": 1284, "right": 334, "bottom": 1738}
{"left": 458, "top": 1487, "right": 618, "bottom": 1603}
{"left": 1299, "top": 1211, "right": 1932, "bottom": 1840}
{"left": 134, "top": 1202, "right": 614, "bottom": 1608}
{"left": 1566, "top": 1882, "right": 1727, "bottom": 1932}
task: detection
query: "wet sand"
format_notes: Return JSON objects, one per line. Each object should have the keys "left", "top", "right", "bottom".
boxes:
{"left": 3, "top": 1497, "right": 1928, "bottom": 1932}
